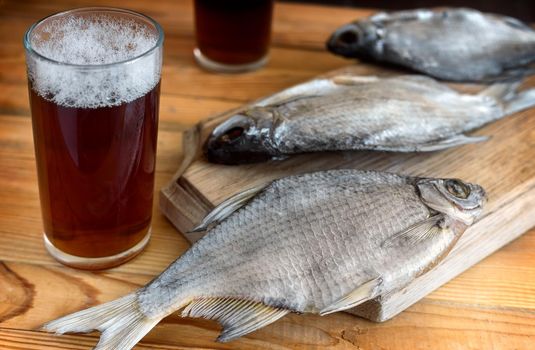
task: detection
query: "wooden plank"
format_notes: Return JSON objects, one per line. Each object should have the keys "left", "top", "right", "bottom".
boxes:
{"left": 160, "top": 66, "right": 535, "bottom": 322}
{"left": 0, "top": 328, "right": 195, "bottom": 349}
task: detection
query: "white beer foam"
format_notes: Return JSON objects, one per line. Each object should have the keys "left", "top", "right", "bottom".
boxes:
{"left": 27, "top": 14, "right": 161, "bottom": 108}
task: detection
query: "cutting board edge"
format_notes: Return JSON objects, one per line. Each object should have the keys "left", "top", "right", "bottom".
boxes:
{"left": 159, "top": 124, "right": 213, "bottom": 240}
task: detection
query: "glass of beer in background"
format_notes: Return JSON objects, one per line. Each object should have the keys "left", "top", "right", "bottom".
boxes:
{"left": 24, "top": 8, "right": 163, "bottom": 269}
{"left": 194, "top": 0, "right": 274, "bottom": 73}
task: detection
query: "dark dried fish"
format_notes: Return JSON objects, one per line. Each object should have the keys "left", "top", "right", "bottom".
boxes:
{"left": 327, "top": 8, "right": 535, "bottom": 82}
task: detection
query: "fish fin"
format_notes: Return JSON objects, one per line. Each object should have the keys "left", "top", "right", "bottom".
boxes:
{"left": 182, "top": 297, "right": 290, "bottom": 342}
{"left": 332, "top": 75, "right": 380, "bottom": 85}
{"left": 479, "top": 80, "right": 535, "bottom": 114}
{"left": 257, "top": 78, "right": 337, "bottom": 106}
{"left": 503, "top": 88, "right": 535, "bottom": 115}
{"left": 42, "top": 293, "right": 163, "bottom": 350}
{"left": 320, "top": 277, "right": 382, "bottom": 316}
{"left": 382, "top": 214, "right": 444, "bottom": 248}
{"left": 190, "top": 185, "right": 267, "bottom": 232}
{"left": 415, "top": 134, "right": 489, "bottom": 151}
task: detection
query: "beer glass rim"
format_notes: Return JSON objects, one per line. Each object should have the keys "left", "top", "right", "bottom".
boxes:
{"left": 23, "top": 7, "right": 164, "bottom": 69}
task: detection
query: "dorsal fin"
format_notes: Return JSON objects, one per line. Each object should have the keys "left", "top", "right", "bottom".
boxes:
{"left": 182, "top": 297, "right": 290, "bottom": 342}
{"left": 189, "top": 185, "right": 267, "bottom": 232}
{"left": 320, "top": 277, "right": 382, "bottom": 316}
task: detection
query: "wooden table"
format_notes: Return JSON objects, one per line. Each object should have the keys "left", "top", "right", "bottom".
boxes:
{"left": 0, "top": 1, "right": 534, "bottom": 349}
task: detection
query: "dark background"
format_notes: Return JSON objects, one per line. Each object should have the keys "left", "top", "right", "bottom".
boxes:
{"left": 282, "top": 1, "right": 535, "bottom": 22}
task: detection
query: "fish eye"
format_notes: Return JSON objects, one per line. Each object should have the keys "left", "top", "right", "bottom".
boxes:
{"left": 445, "top": 179, "right": 470, "bottom": 199}
{"left": 219, "top": 127, "right": 244, "bottom": 143}
{"left": 338, "top": 30, "right": 359, "bottom": 45}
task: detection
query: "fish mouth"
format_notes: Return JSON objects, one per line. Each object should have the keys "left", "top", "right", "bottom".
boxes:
{"left": 204, "top": 144, "right": 273, "bottom": 165}
{"left": 210, "top": 115, "right": 252, "bottom": 140}
{"left": 204, "top": 114, "right": 274, "bottom": 165}
{"left": 326, "top": 24, "right": 360, "bottom": 56}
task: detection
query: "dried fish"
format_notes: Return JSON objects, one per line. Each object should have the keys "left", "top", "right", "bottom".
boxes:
{"left": 43, "top": 170, "right": 486, "bottom": 349}
{"left": 327, "top": 8, "right": 535, "bottom": 82}
{"left": 205, "top": 74, "right": 535, "bottom": 164}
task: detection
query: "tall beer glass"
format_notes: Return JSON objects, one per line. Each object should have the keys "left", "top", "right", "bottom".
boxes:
{"left": 24, "top": 8, "right": 164, "bottom": 269}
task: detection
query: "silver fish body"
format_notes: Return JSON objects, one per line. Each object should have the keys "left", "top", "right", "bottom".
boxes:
{"left": 43, "top": 170, "right": 486, "bottom": 349}
{"left": 205, "top": 74, "right": 535, "bottom": 164}
{"left": 327, "top": 8, "right": 535, "bottom": 82}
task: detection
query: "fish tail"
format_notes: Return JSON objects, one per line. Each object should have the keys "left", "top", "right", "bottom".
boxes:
{"left": 479, "top": 81, "right": 535, "bottom": 114}
{"left": 42, "top": 293, "right": 162, "bottom": 350}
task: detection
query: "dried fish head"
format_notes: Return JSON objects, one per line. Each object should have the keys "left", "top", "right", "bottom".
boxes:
{"left": 417, "top": 178, "right": 487, "bottom": 225}
{"left": 326, "top": 22, "right": 375, "bottom": 58}
{"left": 204, "top": 110, "right": 275, "bottom": 164}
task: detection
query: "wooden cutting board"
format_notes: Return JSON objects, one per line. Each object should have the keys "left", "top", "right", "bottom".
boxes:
{"left": 160, "top": 65, "right": 535, "bottom": 323}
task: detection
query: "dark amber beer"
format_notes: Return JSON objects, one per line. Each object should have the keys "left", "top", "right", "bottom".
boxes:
{"left": 24, "top": 8, "right": 164, "bottom": 269}
{"left": 194, "top": 0, "right": 274, "bottom": 72}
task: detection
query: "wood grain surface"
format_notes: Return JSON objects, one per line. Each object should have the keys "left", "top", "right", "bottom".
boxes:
{"left": 0, "top": 0, "right": 534, "bottom": 349}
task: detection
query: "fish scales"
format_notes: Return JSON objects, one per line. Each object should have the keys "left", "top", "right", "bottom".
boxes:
{"left": 43, "top": 170, "right": 486, "bottom": 349}
{"left": 271, "top": 79, "right": 491, "bottom": 152}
